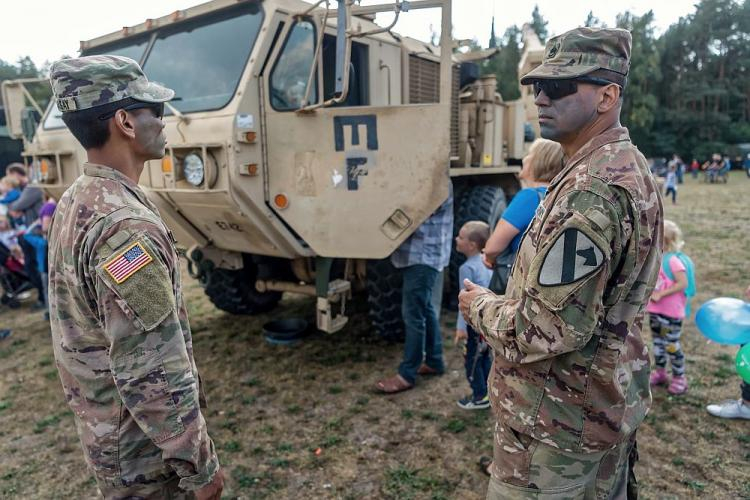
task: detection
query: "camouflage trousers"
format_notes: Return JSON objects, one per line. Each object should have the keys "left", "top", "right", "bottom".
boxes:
{"left": 486, "top": 422, "right": 638, "bottom": 500}
{"left": 97, "top": 473, "right": 196, "bottom": 500}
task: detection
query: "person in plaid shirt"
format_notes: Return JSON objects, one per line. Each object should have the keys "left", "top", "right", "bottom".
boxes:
{"left": 375, "top": 187, "right": 453, "bottom": 393}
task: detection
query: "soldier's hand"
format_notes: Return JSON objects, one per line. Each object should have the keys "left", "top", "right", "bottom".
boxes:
{"left": 458, "top": 279, "right": 491, "bottom": 324}
{"left": 195, "top": 467, "right": 224, "bottom": 500}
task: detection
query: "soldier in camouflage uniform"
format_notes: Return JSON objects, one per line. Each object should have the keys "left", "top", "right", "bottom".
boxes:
{"left": 458, "top": 28, "right": 663, "bottom": 499}
{"left": 47, "top": 55, "right": 223, "bottom": 499}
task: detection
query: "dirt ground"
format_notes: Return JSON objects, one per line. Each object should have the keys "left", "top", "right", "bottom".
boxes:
{"left": 1, "top": 171, "right": 749, "bottom": 499}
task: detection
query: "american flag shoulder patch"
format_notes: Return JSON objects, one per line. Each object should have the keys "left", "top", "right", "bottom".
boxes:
{"left": 103, "top": 241, "right": 153, "bottom": 284}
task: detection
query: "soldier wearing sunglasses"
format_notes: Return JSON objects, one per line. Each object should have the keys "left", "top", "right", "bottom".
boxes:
{"left": 459, "top": 28, "right": 663, "bottom": 499}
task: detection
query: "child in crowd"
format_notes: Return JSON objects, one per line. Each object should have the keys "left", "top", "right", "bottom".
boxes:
{"left": 648, "top": 220, "right": 694, "bottom": 395}
{"left": 454, "top": 221, "right": 493, "bottom": 410}
{"left": 0, "top": 175, "right": 21, "bottom": 205}
{"left": 664, "top": 164, "right": 677, "bottom": 204}
{"left": 0, "top": 215, "right": 21, "bottom": 260}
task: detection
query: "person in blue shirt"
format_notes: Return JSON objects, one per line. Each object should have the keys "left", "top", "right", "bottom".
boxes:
{"left": 482, "top": 139, "right": 565, "bottom": 287}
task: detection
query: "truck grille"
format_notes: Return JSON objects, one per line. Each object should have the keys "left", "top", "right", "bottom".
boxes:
{"left": 408, "top": 56, "right": 460, "bottom": 158}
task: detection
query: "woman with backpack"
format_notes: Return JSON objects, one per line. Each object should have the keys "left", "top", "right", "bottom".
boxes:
{"left": 647, "top": 219, "right": 696, "bottom": 395}
{"left": 482, "top": 138, "right": 564, "bottom": 293}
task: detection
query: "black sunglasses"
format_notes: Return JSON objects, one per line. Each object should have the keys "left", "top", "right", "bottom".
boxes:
{"left": 98, "top": 101, "right": 165, "bottom": 121}
{"left": 533, "top": 77, "right": 619, "bottom": 100}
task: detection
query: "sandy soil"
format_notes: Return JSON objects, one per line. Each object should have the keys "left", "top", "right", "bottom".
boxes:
{"left": 0, "top": 172, "right": 749, "bottom": 499}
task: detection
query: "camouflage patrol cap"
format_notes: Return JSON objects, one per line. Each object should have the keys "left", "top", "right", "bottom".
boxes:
{"left": 520, "top": 27, "right": 631, "bottom": 85}
{"left": 49, "top": 55, "right": 174, "bottom": 113}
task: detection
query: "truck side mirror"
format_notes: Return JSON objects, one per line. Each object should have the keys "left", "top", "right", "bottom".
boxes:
{"left": 21, "top": 108, "right": 41, "bottom": 143}
{"left": 1, "top": 78, "right": 47, "bottom": 143}
{"left": 334, "top": 0, "right": 349, "bottom": 96}
{"left": 2, "top": 81, "right": 29, "bottom": 141}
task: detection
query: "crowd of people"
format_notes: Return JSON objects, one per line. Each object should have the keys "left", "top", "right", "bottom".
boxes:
{"left": 649, "top": 152, "right": 747, "bottom": 205}
{"left": 0, "top": 162, "right": 56, "bottom": 337}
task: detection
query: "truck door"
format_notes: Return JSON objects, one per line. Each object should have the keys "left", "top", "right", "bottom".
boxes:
{"left": 261, "top": 16, "right": 450, "bottom": 259}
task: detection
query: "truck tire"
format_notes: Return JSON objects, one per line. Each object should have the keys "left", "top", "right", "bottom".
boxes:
{"left": 445, "top": 184, "right": 507, "bottom": 310}
{"left": 203, "top": 259, "right": 281, "bottom": 315}
{"left": 366, "top": 258, "right": 405, "bottom": 342}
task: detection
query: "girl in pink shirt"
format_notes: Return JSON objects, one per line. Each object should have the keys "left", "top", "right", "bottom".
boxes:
{"left": 647, "top": 220, "right": 690, "bottom": 395}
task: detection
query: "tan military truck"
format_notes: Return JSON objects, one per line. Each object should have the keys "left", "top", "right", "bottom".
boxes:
{"left": 3, "top": 0, "right": 530, "bottom": 338}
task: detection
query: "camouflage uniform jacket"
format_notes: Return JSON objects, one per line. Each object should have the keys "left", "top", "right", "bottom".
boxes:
{"left": 468, "top": 127, "right": 663, "bottom": 454}
{"left": 48, "top": 163, "right": 219, "bottom": 491}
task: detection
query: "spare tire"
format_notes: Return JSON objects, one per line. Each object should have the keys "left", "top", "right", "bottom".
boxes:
{"left": 366, "top": 258, "right": 405, "bottom": 342}
{"left": 444, "top": 184, "right": 507, "bottom": 310}
{"left": 203, "top": 256, "right": 281, "bottom": 315}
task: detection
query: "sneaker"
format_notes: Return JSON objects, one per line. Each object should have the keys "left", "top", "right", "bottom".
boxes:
{"left": 649, "top": 367, "right": 668, "bottom": 387}
{"left": 668, "top": 375, "right": 688, "bottom": 395}
{"left": 457, "top": 395, "right": 490, "bottom": 410}
{"left": 706, "top": 399, "right": 750, "bottom": 420}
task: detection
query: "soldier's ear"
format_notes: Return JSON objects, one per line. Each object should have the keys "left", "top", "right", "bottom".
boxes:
{"left": 111, "top": 108, "right": 137, "bottom": 141}
{"left": 597, "top": 84, "right": 621, "bottom": 114}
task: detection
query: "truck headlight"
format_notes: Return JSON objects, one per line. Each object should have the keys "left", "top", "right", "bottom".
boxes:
{"left": 183, "top": 153, "right": 204, "bottom": 186}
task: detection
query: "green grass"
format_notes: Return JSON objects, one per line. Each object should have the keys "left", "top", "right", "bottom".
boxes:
{"left": 325, "top": 417, "right": 343, "bottom": 431}
{"left": 382, "top": 466, "right": 452, "bottom": 499}
{"left": 33, "top": 414, "right": 61, "bottom": 434}
{"left": 683, "top": 480, "right": 706, "bottom": 493}
{"left": 286, "top": 404, "right": 301, "bottom": 414}
{"left": 714, "top": 353, "right": 733, "bottom": 363}
{"left": 242, "top": 377, "right": 260, "bottom": 387}
{"left": 269, "top": 457, "right": 290, "bottom": 468}
{"left": 712, "top": 365, "right": 735, "bottom": 380}
{"left": 442, "top": 419, "right": 467, "bottom": 434}
{"left": 322, "top": 435, "right": 344, "bottom": 447}
{"left": 223, "top": 440, "right": 242, "bottom": 452}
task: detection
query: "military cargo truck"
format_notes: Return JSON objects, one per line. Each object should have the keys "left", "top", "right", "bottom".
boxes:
{"left": 3, "top": 0, "right": 530, "bottom": 337}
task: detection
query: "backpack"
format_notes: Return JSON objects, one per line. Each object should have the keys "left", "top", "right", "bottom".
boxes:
{"left": 662, "top": 251, "right": 696, "bottom": 317}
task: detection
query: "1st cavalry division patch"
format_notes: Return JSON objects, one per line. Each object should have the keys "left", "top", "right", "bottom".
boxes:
{"left": 103, "top": 241, "right": 153, "bottom": 284}
{"left": 539, "top": 228, "right": 604, "bottom": 286}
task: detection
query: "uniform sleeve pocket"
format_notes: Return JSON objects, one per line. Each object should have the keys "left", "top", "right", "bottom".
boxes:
{"left": 95, "top": 234, "right": 176, "bottom": 331}
{"left": 113, "top": 349, "right": 185, "bottom": 444}
{"left": 526, "top": 213, "right": 611, "bottom": 311}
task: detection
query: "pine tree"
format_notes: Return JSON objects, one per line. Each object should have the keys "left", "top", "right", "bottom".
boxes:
{"left": 530, "top": 5, "right": 549, "bottom": 43}
{"left": 489, "top": 17, "right": 497, "bottom": 48}
{"left": 584, "top": 11, "right": 603, "bottom": 28}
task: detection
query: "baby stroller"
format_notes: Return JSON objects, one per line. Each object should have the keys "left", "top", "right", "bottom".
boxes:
{"left": 716, "top": 163, "right": 730, "bottom": 183}
{"left": 0, "top": 243, "right": 34, "bottom": 309}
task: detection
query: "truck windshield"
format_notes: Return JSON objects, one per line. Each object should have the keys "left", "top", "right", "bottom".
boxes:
{"left": 43, "top": 3, "right": 263, "bottom": 129}
{"left": 143, "top": 4, "right": 263, "bottom": 113}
